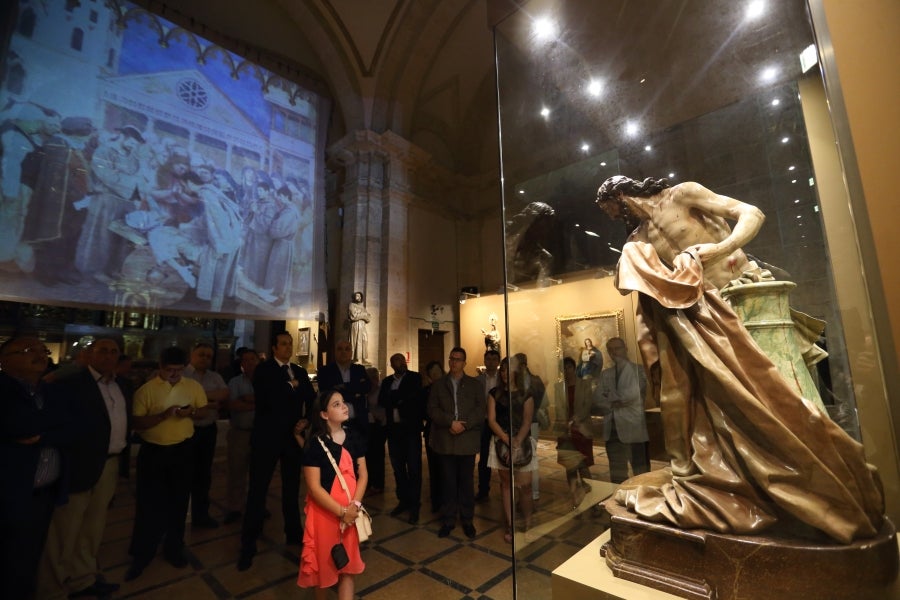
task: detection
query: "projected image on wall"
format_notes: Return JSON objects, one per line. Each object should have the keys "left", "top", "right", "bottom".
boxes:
{"left": 0, "top": 0, "right": 326, "bottom": 319}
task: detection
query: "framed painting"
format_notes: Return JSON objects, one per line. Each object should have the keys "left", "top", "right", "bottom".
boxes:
{"left": 298, "top": 327, "right": 311, "bottom": 357}
{"left": 555, "top": 310, "right": 624, "bottom": 382}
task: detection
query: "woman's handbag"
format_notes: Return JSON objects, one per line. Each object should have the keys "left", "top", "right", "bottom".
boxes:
{"left": 495, "top": 435, "right": 533, "bottom": 468}
{"left": 318, "top": 437, "right": 374, "bottom": 542}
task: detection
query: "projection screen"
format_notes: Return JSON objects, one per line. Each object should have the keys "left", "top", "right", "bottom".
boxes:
{"left": 0, "top": 0, "right": 328, "bottom": 320}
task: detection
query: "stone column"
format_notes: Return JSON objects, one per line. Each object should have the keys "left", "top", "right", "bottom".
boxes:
{"left": 328, "top": 130, "right": 431, "bottom": 370}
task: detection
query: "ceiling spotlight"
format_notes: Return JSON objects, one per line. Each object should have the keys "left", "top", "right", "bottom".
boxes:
{"left": 771, "top": 98, "right": 781, "bottom": 106}
{"left": 533, "top": 17, "right": 557, "bottom": 41}
{"left": 668, "top": 172, "right": 675, "bottom": 178}
{"left": 581, "top": 143, "right": 590, "bottom": 152}
{"left": 518, "top": 189, "right": 525, "bottom": 194}
{"left": 781, "top": 137, "right": 789, "bottom": 143}
{"left": 745, "top": 0, "right": 766, "bottom": 21}
{"left": 540, "top": 106, "right": 550, "bottom": 118}
{"left": 587, "top": 79, "right": 603, "bottom": 97}
{"left": 458, "top": 287, "right": 480, "bottom": 304}
{"left": 644, "top": 145, "right": 652, "bottom": 152}
{"left": 625, "top": 121, "right": 639, "bottom": 137}
{"left": 600, "top": 161, "right": 607, "bottom": 167}
{"left": 788, "top": 165, "right": 796, "bottom": 171}
{"left": 761, "top": 67, "right": 778, "bottom": 83}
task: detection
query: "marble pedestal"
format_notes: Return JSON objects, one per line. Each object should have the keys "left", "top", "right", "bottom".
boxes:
{"left": 599, "top": 500, "right": 899, "bottom": 600}
{"left": 720, "top": 280, "right": 827, "bottom": 413}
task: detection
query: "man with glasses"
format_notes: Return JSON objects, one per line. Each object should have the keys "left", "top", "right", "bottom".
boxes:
{"left": 427, "top": 347, "right": 485, "bottom": 538}
{"left": 36, "top": 338, "right": 133, "bottom": 599}
{"left": 0, "top": 335, "right": 75, "bottom": 599}
{"left": 125, "top": 346, "right": 207, "bottom": 581}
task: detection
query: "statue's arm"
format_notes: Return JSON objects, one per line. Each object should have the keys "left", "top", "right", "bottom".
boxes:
{"left": 678, "top": 182, "right": 765, "bottom": 264}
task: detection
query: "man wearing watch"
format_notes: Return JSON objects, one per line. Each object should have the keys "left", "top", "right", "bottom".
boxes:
{"left": 125, "top": 346, "right": 208, "bottom": 581}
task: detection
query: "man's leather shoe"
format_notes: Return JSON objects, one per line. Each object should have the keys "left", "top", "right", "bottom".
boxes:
{"left": 192, "top": 515, "right": 219, "bottom": 529}
{"left": 462, "top": 523, "right": 477, "bottom": 539}
{"left": 223, "top": 511, "right": 242, "bottom": 524}
{"left": 165, "top": 551, "right": 189, "bottom": 568}
{"left": 408, "top": 511, "right": 419, "bottom": 525}
{"left": 69, "top": 579, "right": 120, "bottom": 597}
{"left": 124, "top": 563, "right": 144, "bottom": 582}
{"left": 237, "top": 547, "right": 255, "bottom": 571}
{"left": 389, "top": 505, "right": 408, "bottom": 517}
{"left": 437, "top": 524, "right": 453, "bottom": 538}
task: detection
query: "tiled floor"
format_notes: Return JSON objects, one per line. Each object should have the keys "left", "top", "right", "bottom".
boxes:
{"left": 94, "top": 437, "right": 656, "bottom": 599}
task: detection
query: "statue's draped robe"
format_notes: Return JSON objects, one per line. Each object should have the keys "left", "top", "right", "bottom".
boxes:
{"left": 615, "top": 241, "right": 883, "bottom": 544}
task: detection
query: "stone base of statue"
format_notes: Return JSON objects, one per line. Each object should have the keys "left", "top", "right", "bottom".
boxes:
{"left": 600, "top": 498, "right": 899, "bottom": 600}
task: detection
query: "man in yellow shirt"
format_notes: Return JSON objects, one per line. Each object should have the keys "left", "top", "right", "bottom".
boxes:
{"left": 125, "top": 347, "right": 208, "bottom": 581}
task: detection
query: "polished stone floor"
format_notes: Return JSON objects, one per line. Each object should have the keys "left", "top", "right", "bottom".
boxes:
{"left": 93, "top": 437, "right": 657, "bottom": 599}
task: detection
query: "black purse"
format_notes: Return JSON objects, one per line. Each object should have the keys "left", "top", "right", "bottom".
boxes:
{"left": 331, "top": 542, "right": 349, "bottom": 569}
{"left": 495, "top": 436, "right": 533, "bottom": 468}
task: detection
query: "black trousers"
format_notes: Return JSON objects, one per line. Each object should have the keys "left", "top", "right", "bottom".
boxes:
{"left": 477, "top": 419, "right": 492, "bottom": 495}
{"left": 438, "top": 453, "right": 475, "bottom": 527}
{"left": 190, "top": 422, "right": 217, "bottom": 520}
{"left": 365, "top": 422, "right": 386, "bottom": 490}
{"left": 129, "top": 438, "right": 193, "bottom": 565}
{"left": 424, "top": 438, "right": 441, "bottom": 511}
{"left": 387, "top": 430, "right": 422, "bottom": 510}
{"left": 241, "top": 442, "right": 302, "bottom": 551}
{"left": 1, "top": 481, "right": 57, "bottom": 599}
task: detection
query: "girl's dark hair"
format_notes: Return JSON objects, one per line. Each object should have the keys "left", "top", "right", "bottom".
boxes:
{"left": 563, "top": 356, "right": 576, "bottom": 370}
{"left": 309, "top": 388, "right": 345, "bottom": 439}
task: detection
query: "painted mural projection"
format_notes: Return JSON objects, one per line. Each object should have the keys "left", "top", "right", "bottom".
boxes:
{"left": 0, "top": 0, "right": 325, "bottom": 319}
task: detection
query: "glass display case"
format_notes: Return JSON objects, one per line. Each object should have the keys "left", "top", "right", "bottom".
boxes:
{"left": 489, "top": 1, "right": 897, "bottom": 597}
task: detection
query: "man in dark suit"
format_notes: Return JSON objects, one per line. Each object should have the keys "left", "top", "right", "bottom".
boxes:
{"left": 316, "top": 339, "right": 370, "bottom": 441}
{"left": 0, "top": 335, "right": 75, "bottom": 599}
{"left": 380, "top": 353, "right": 424, "bottom": 524}
{"left": 238, "top": 331, "right": 315, "bottom": 571}
{"left": 36, "top": 337, "right": 132, "bottom": 599}
{"left": 427, "top": 347, "right": 485, "bottom": 538}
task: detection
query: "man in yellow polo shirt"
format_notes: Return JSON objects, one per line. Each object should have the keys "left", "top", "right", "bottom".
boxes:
{"left": 125, "top": 346, "right": 208, "bottom": 581}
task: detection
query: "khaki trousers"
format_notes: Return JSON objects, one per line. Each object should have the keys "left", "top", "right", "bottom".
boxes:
{"left": 36, "top": 457, "right": 119, "bottom": 599}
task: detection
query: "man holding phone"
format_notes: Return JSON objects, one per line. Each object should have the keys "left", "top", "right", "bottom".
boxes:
{"left": 125, "top": 346, "right": 207, "bottom": 581}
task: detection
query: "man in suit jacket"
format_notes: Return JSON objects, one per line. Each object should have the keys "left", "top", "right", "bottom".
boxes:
{"left": 36, "top": 338, "right": 133, "bottom": 599}
{"left": 380, "top": 353, "right": 423, "bottom": 523}
{"left": 317, "top": 339, "right": 370, "bottom": 441}
{"left": 238, "top": 331, "right": 315, "bottom": 571}
{"left": 0, "top": 335, "right": 76, "bottom": 600}
{"left": 427, "top": 347, "right": 485, "bottom": 538}
{"left": 595, "top": 337, "right": 650, "bottom": 483}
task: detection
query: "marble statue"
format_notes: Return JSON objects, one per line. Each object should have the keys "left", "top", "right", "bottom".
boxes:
{"left": 348, "top": 291, "right": 371, "bottom": 364}
{"left": 595, "top": 176, "right": 883, "bottom": 543}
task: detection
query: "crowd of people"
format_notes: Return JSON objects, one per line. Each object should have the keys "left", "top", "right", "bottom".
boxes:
{"left": 2, "top": 327, "right": 654, "bottom": 600}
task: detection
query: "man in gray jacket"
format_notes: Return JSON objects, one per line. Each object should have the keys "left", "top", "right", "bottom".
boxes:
{"left": 427, "top": 347, "right": 485, "bottom": 538}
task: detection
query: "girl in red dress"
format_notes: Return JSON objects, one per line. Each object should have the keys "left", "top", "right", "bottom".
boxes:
{"left": 297, "top": 390, "right": 368, "bottom": 598}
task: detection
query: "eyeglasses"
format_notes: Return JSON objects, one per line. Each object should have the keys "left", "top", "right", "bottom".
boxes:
{"left": 5, "top": 345, "right": 52, "bottom": 356}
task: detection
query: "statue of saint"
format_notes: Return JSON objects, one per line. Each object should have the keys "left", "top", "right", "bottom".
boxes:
{"left": 348, "top": 291, "right": 371, "bottom": 364}
{"left": 481, "top": 314, "right": 501, "bottom": 353}
{"left": 595, "top": 175, "right": 883, "bottom": 543}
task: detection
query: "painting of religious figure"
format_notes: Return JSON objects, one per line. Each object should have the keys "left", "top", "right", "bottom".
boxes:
{"left": 555, "top": 311, "right": 623, "bottom": 383}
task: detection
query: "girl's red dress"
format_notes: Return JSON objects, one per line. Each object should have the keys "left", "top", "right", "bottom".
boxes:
{"left": 297, "top": 437, "right": 365, "bottom": 588}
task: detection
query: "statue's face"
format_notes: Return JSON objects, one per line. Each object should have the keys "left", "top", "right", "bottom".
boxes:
{"left": 597, "top": 193, "right": 625, "bottom": 220}
{"left": 354, "top": 293, "right": 362, "bottom": 303}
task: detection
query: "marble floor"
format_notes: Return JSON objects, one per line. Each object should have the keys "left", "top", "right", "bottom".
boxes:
{"left": 93, "top": 437, "right": 655, "bottom": 599}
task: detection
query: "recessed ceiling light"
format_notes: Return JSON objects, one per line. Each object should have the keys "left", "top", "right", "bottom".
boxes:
{"left": 587, "top": 79, "right": 603, "bottom": 97}
{"left": 585, "top": 230, "right": 600, "bottom": 237}
{"left": 668, "top": 172, "right": 675, "bottom": 178}
{"left": 781, "top": 137, "right": 789, "bottom": 143}
{"left": 761, "top": 67, "right": 778, "bottom": 83}
{"left": 540, "top": 106, "right": 550, "bottom": 118}
{"left": 644, "top": 145, "right": 652, "bottom": 152}
{"left": 625, "top": 121, "right": 639, "bottom": 136}
{"left": 794, "top": 199, "right": 800, "bottom": 204}
{"left": 788, "top": 165, "right": 796, "bottom": 171}
{"left": 581, "top": 143, "right": 590, "bottom": 152}
{"left": 600, "top": 161, "right": 607, "bottom": 167}
{"left": 533, "top": 17, "right": 557, "bottom": 40}
{"left": 746, "top": 1, "right": 766, "bottom": 21}
{"left": 771, "top": 98, "right": 781, "bottom": 106}
{"left": 791, "top": 179, "right": 797, "bottom": 184}
{"left": 518, "top": 190, "right": 525, "bottom": 194}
